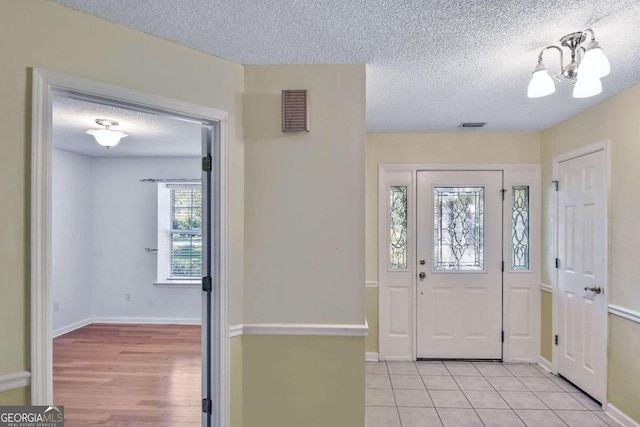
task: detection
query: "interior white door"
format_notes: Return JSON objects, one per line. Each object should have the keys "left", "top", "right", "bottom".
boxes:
{"left": 416, "top": 171, "right": 503, "bottom": 359}
{"left": 557, "top": 150, "right": 607, "bottom": 403}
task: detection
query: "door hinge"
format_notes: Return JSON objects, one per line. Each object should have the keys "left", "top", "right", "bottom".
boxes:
{"left": 202, "top": 154, "right": 212, "bottom": 172}
{"left": 555, "top": 334, "right": 559, "bottom": 346}
{"left": 202, "top": 398, "right": 212, "bottom": 414}
{"left": 501, "top": 331, "right": 505, "bottom": 343}
{"left": 500, "top": 188, "right": 507, "bottom": 200}
{"left": 202, "top": 276, "right": 212, "bottom": 292}
{"left": 501, "top": 261, "right": 505, "bottom": 272}
{"left": 552, "top": 180, "right": 559, "bottom": 191}
{"left": 555, "top": 258, "right": 560, "bottom": 269}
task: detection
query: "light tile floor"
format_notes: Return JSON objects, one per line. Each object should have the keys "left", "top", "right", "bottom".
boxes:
{"left": 366, "top": 361, "right": 620, "bottom": 427}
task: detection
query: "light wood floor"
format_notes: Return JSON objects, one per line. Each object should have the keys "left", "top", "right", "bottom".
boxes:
{"left": 53, "top": 323, "right": 201, "bottom": 426}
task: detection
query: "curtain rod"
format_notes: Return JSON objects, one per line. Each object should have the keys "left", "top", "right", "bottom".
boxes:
{"left": 139, "top": 178, "right": 201, "bottom": 183}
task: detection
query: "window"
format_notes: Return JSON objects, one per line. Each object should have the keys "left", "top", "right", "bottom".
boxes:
{"left": 389, "top": 186, "right": 408, "bottom": 270}
{"left": 433, "top": 186, "right": 485, "bottom": 270}
{"left": 157, "top": 182, "right": 202, "bottom": 282}
{"left": 511, "top": 186, "right": 530, "bottom": 270}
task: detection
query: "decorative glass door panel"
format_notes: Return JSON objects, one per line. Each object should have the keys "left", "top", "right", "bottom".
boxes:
{"left": 416, "top": 171, "right": 503, "bottom": 359}
{"left": 433, "top": 187, "right": 484, "bottom": 271}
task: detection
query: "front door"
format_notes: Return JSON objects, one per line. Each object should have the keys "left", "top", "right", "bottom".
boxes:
{"left": 556, "top": 150, "right": 607, "bottom": 403}
{"left": 416, "top": 170, "right": 503, "bottom": 359}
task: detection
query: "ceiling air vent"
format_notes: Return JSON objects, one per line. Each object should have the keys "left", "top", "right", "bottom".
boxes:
{"left": 460, "top": 122, "right": 487, "bottom": 128}
{"left": 282, "top": 90, "right": 309, "bottom": 133}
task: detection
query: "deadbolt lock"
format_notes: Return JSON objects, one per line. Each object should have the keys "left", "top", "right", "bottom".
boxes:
{"left": 419, "top": 259, "right": 426, "bottom": 265}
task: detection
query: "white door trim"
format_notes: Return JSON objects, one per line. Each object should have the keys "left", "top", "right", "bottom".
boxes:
{"left": 551, "top": 140, "right": 610, "bottom": 394}
{"left": 378, "top": 163, "right": 540, "bottom": 362}
{"left": 31, "top": 68, "right": 230, "bottom": 426}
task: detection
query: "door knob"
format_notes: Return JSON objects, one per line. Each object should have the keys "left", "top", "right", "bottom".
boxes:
{"left": 584, "top": 285, "right": 602, "bottom": 294}
{"left": 419, "top": 272, "right": 426, "bottom": 279}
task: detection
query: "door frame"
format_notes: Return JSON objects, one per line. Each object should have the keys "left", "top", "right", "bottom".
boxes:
{"left": 30, "top": 68, "right": 230, "bottom": 426}
{"left": 378, "top": 164, "right": 540, "bottom": 362}
{"left": 551, "top": 140, "right": 610, "bottom": 398}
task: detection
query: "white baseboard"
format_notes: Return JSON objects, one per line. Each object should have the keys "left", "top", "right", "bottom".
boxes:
{"left": 537, "top": 356, "right": 553, "bottom": 373}
{"left": 52, "top": 317, "right": 93, "bottom": 338}
{"left": 366, "top": 352, "right": 379, "bottom": 362}
{"left": 0, "top": 371, "right": 31, "bottom": 393}
{"left": 92, "top": 317, "right": 201, "bottom": 325}
{"left": 606, "top": 402, "right": 640, "bottom": 427}
{"left": 381, "top": 356, "right": 413, "bottom": 362}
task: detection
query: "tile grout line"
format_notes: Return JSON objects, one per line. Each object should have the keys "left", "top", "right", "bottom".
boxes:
{"left": 477, "top": 364, "right": 532, "bottom": 427}
{"left": 384, "top": 362, "right": 403, "bottom": 427}
{"left": 369, "top": 361, "right": 610, "bottom": 427}
{"left": 414, "top": 361, "right": 446, "bottom": 427}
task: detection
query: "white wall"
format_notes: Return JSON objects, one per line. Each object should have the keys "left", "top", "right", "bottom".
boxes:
{"left": 52, "top": 149, "right": 93, "bottom": 335}
{"left": 52, "top": 153, "right": 203, "bottom": 333}
{"left": 91, "top": 157, "right": 202, "bottom": 322}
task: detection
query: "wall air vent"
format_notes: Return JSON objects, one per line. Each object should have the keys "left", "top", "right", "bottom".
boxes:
{"left": 460, "top": 122, "right": 487, "bottom": 128}
{"left": 282, "top": 90, "right": 309, "bottom": 132}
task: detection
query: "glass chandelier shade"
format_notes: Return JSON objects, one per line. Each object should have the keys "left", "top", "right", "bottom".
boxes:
{"left": 527, "top": 64, "right": 556, "bottom": 98}
{"left": 86, "top": 119, "right": 128, "bottom": 148}
{"left": 527, "top": 29, "right": 610, "bottom": 99}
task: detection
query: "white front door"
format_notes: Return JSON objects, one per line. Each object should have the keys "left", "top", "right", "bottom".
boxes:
{"left": 557, "top": 150, "right": 607, "bottom": 403}
{"left": 416, "top": 171, "right": 503, "bottom": 359}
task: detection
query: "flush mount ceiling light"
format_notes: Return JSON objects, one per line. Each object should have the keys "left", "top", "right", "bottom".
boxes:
{"left": 527, "top": 29, "right": 610, "bottom": 99}
{"left": 86, "top": 119, "right": 128, "bottom": 148}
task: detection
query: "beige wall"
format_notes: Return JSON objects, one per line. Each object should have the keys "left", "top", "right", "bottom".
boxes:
{"left": 242, "top": 335, "right": 364, "bottom": 427}
{"left": 0, "top": 388, "right": 30, "bottom": 406}
{"left": 0, "top": 0, "right": 244, "bottom": 402}
{"left": 365, "top": 287, "right": 379, "bottom": 353}
{"left": 244, "top": 64, "right": 366, "bottom": 324}
{"left": 242, "top": 64, "right": 366, "bottom": 425}
{"left": 608, "top": 315, "right": 640, "bottom": 422}
{"left": 230, "top": 337, "right": 243, "bottom": 427}
{"left": 540, "top": 291, "right": 553, "bottom": 362}
{"left": 541, "top": 82, "right": 640, "bottom": 422}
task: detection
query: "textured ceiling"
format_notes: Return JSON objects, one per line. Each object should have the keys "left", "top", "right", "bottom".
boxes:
{"left": 55, "top": 0, "right": 640, "bottom": 132}
{"left": 53, "top": 94, "right": 201, "bottom": 158}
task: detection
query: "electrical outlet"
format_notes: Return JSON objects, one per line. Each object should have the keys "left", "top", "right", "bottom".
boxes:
{"left": 125, "top": 293, "right": 131, "bottom": 302}
{"left": 54, "top": 302, "right": 59, "bottom": 311}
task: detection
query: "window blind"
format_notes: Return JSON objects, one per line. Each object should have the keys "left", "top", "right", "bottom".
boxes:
{"left": 168, "top": 184, "right": 202, "bottom": 278}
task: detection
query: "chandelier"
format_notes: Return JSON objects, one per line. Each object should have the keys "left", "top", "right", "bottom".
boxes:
{"left": 527, "top": 29, "right": 610, "bottom": 99}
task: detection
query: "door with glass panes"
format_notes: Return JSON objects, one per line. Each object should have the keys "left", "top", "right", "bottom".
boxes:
{"left": 416, "top": 171, "right": 503, "bottom": 359}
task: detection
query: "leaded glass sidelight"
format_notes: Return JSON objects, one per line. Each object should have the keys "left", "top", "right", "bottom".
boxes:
{"left": 433, "top": 187, "right": 484, "bottom": 270}
{"left": 389, "top": 186, "right": 408, "bottom": 270}
{"left": 512, "top": 186, "right": 530, "bottom": 270}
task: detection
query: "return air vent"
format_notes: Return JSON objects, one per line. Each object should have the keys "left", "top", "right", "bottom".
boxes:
{"left": 282, "top": 90, "right": 309, "bottom": 132}
{"left": 460, "top": 122, "right": 487, "bottom": 128}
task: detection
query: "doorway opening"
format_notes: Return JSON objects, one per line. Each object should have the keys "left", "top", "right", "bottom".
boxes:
{"left": 31, "top": 69, "right": 229, "bottom": 426}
